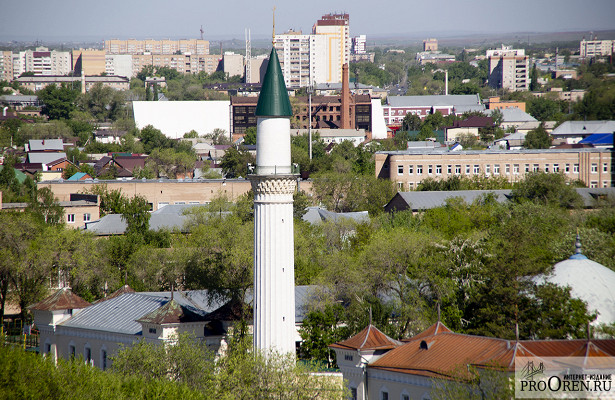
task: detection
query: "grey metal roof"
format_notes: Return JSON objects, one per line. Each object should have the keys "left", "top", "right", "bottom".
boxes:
{"left": 376, "top": 147, "right": 612, "bottom": 156}
{"left": 85, "top": 204, "right": 207, "bottom": 235}
{"left": 454, "top": 104, "right": 486, "bottom": 114}
{"left": 302, "top": 206, "right": 370, "bottom": 224}
{"left": 575, "top": 188, "right": 615, "bottom": 207}
{"left": 551, "top": 120, "right": 615, "bottom": 137}
{"left": 387, "top": 94, "right": 481, "bottom": 108}
{"left": 27, "top": 152, "right": 66, "bottom": 164}
{"left": 490, "top": 107, "right": 537, "bottom": 123}
{"left": 59, "top": 293, "right": 169, "bottom": 335}
{"left": 28, "top": 139, "right": 65, "bottom": 152}
{"left": 59, "top": 286, "right": 319, "bottom": 334}
{"left": 394, "top": 190, "right": 512, "bottom": 210}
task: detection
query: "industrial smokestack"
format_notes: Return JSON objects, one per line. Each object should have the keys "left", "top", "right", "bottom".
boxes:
{"left": 2, "top": 107, "right": 7, "bottom": 117}
{"left": 445, "top": 70, "right": 448, "bottom": 96}
{"left": 341, "top": 63, "right": 350, "bottom": 129}
{"left": 81, "top": 70, "right": 86, "bottom": 94}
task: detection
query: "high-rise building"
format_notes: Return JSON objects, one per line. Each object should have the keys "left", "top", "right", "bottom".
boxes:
{"left": 487, "top": 46, "right": 529, "bottom": 92}
{"left": 352, "top": 35, "right": 367, "bottom": 54}
{"left": 10, "top": 47, "right": 71, "bottom": 80}
{"left": 579, "top": 38, "right": 615, "bottom": 59}
{"left": 104, "top": 39, "right": 209, "bottom": 55}
{"left": 273, "top": 13, "right": 350, "bottom": 88}
{"left": 423, "top": 38, "right": 438, "bottom": 52}
{"left": 0, "top": 51, "right": 14, "bottom": 81}
{"left": 72, "top": 49, "right": 106, "bottom": 76}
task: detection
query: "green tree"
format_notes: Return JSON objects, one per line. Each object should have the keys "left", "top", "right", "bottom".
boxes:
{"left": 511, "top": 172, "right": 583, "bottom": 208}
{"left": 37, "top": 83, "right": 79, "bottom": 120}
{"left": 122, "top": 195, "right": 151, "bottom": 237}
{"left": 402, "top": 113, "right": 421, "bottom": 131}
{"left": 219, "top": 147, "right": 255, "bottom": 178}
{"left": 243, "top": 126, "right": 257, "bottom": 145}
{"left": 524, "top": 123, "right": 551, "bottom": 149}
{"left": 298, "top": 304, "right": 349, "bottom": 367}
{"left": 26, "top": 186, "right": 64, "bottom": 225}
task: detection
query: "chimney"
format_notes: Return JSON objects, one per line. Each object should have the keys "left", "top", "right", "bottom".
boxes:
{"left": 445, "top": 70, "right": 448, "bottom": 96}
{"left": 341, "top": 63, "right": 351, "bottom": 129}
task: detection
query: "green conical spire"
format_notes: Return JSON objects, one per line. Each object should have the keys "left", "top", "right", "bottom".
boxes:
{"left": 255, "top": 47, "right": 292, "bottom": 117}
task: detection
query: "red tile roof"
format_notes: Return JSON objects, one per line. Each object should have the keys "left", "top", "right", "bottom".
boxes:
{"left": 28, "top": 288, "right": 91, "bottom": 311}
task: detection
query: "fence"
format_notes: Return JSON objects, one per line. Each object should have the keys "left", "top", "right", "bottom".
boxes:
{"left": 1, "top": 320, "right": 39, "bottom": 351}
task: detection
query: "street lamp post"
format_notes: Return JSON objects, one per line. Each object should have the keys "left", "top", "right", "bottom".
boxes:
{"left": 307, "top": 83, "right": 313, "bottom": 160}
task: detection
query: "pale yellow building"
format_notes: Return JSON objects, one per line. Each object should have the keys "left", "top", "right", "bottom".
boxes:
{"left": 72, "top": 49, "right": 106, "bottom": 75}
{"left": 105, "top": 39, "right": 209, "bottom": 55}
{"left": 375, "top": 148, "right": 614, "bottom": 191}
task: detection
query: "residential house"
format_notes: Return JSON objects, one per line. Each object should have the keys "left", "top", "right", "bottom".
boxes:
{"left": 550, "top": 120, "right": 615, "bottom": 145}
{"left": 444, "top": 116, "right": 493, "bottom": 142}
{"left": 383, "top": 95, "right": 484, "bottom": 127}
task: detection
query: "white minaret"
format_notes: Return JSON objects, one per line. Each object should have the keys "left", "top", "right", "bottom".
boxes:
{"left": 250, "top": 47, "right": 296, "bottom": 354}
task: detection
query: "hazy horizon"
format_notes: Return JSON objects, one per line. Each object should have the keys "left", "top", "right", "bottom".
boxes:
{"left": 1, "top": 0, "right": 614, "bottom": 43}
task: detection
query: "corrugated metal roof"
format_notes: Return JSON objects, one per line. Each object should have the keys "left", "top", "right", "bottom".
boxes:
{"left": 26, "top": 152, "right": 66, "bottom": 164}
{"left": 136, "top": 299, "right": 209, "bottom": 324}
{"left": 302, "top": 207, "right": 370, "bottom": 225}
{"left": 551, "top": 120, "right": 615, "bottom": 137}
{"left": 490, "top": 107, "right": 537, "bottom": 122}
{"left": 59, "top": 293, "right": 168, "bottom": 334}
{"left": 28, "top": 139, "right": 65, "bottom": 152}
{"left": 392, "top": 190, "right": 512, "bottom": 211}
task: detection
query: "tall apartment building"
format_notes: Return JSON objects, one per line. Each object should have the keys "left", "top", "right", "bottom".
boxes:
{"left": 10, "top": 47, "right": 71, "bottom": 80}
{"left": 72, "top": 49, "right": 106, "bottom": 75}
{"left": 352, "top": 35, "right": 367, "bottom": 54}
{"left": 579, "top": 38, "right": 614, "bottom": 59}
{"left": 423, "top": 38, "right": 438, "bottom": 52}
{"left": 0, "top": 51, "right": 14, "bottom": 81}
{"left": 487, "top": 46, "right": 529, "bottom": 92}
{"left": 273, "top": 13, "right": 350, "bottom": 88}
{"left": 105, "top": 39, "right": 209, "bottom": 55}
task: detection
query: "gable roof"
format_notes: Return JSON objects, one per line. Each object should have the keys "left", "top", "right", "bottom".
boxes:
{"left": 28, "top": 288, "right": 91, "bottom": 311}
{"left": 28, "top": 139, "right": 65, "bottom": 152}
{"left": 26, "top": 152, "right": 67, "bottom": 165}
{"left": 579, "top": 133, "right": 614, "bottom": 146}
{"left": 67, "top": 172, "right": 91, "bottom": 181}
{"left": 330, "top": 324, "right": 402, "bottom": 351}
{"left": 490, "top": 107, "right": 537, "bottom": 123}
{"left": 302, "top": 206, "right": 370, "bottom": 225}
{"left": 551, "top": 120, "right": 615, "bottom": 137}
{"left": 136, "top": 298, "right": 209, "bottom": 325}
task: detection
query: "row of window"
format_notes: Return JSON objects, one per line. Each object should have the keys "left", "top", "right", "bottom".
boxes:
{"left": 396, "top": 162, "right": 613, "bottom": 176}
{"left": 45, "top": 343, "right": 107, "bottom": 370}
{"left": 67, "top": 213, "right": 91, "bottom": 223}
{"left": 349, "top": 388, "right": 410, "bottom": 400}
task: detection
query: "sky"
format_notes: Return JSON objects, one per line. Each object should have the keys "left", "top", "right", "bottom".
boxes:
{"left": 1, "top": 0, "right": 614, "bottom": 42}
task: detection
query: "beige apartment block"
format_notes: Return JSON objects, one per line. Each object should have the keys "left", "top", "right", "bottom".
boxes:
{"left": 579, "top": 39, "right": 614, "bottom": 58}
{"left": 131, "top": 53, "right": 221, "bottom": 76}
{"left": 72, "top": 49, "right": 106, "bottom": 75}
{"left": 487, "top": 46, "right": 529, "bottom": 91}
{"left": 105, "top": 39, "right": 209, "bottom": 55}
{"left": 375, "top": 149, "right": 614, "bottom": 191}
{"left": 0, "top": 51, "right": 13, "bottom": 81}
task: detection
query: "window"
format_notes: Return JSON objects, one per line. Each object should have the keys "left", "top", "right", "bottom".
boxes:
{"left": 397, "top": 182, "right": 403, "bottom": 190}
{"left": 545, "top": 164, "right": 550, "bottom": 172}
{"left": 573, "top": 164, "right": 579, "bottom": 173}
{"left": 428, "top": 165, "right": 433, "bottom": 175}
{"left": 402, "top": 395, "right": 410, "bottom": 400}
{"left": 381, "top": 392, "right": 389, "bottom": 400}
{"left": 505, "top": 164, "right": 510, "bottom": 174}
{"left": 45, "top": 343, "right": 51, "bottom": 354}
{"left": 525, "top": 164, "right": 530, "bottom": 173}
{"left": 447, "top": 165, "right": 452, "bottom": 174}
{"left": 83, "top": 213, "right": 91, "bottom": 222}
{"left": 344, "top": 354, "right": 354, "bottom": 361}
{"left": 397, "top": 165, "right": 403, "bottom": 175}
{"left": 590, "top": 181, "right": 598, "bottom": 188}
{"left": 85, "top": 347, "right": 92, "bottom": 364}
{"left": 67, "top": 214, "right": 75, "bottom": 223}
{"left": 603, "top": 181, "right": 609, "bottom": 188}
{"left": 417, "top": 165, "right": 423, "bottom": 175}
{"left": 494, "top": 164, "right": 500, "bottom": 175}
{"left": 69, "top": 345, "right": 76, "bottom": 359}
{"left": 565, "top": 164, "right": 570, "bottom": 173}
{"left": 553, "top": 164, "right": 559, "bottom": 172}
{"left": 101, "top": 350, "right": 107, "bottom": 371}
{"left": 473, "top": 165, "right": 480, "bottom": 174}
{"left": 350, "top": 388, "right": 357, "bottom": 400}
{"left": 513, "top": 164, "right": 519, "bottom": 174}
{"left": 603, "top": 163, "right": 609, "bottom": 172}
{"left": 485, "top": 165, "right": 491, "bottom": 175}
{"left": 533, "top": 164, "right": 540, "bottom": 172}
{"left": 149, "top": 327, "right": 157, "bottom": 334}
{"left": 436, "top": 165, "right": 442, "bottom": 175}
{"left": 408, "top": 182, "right": 414, "bottom": 189}
{"left": 455, "top": 165, "right": 461, "bottom": 174}
{"left": 408, "top": 165, "right": 413, "bottom": 174}
{"left": 591, "top": 163, "right": 598, "bottom": 173}
{"left": 465, "top": 165, "right": 470, "bottom": 174}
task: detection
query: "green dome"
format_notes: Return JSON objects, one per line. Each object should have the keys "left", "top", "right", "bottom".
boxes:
{"left": 255, "top": 47, "right": 292, "bottom": 117}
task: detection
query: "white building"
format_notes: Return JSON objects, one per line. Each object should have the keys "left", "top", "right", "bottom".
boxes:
{"left": 580, "top": 38, "right": 615, "bottom": 59}
{"left": 273, "top": 13, "right": 350, "bottom": 88}
{"left": 11, "top": 47, "right": 72, "bottom": 79}
{"left": 105, "top": 54, "right": 133, "bottom": 78}
{"left": 352, "top": 35, "right": 367, "bottom": 54}
{"left": 487, "top": 45, "right": 529, "bottom": 91}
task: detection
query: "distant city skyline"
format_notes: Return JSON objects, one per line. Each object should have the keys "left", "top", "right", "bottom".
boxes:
{"left": 1, "top": 0, "right": 614, "bottom": 42}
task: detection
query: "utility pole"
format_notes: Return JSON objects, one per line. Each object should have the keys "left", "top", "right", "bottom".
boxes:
{"left": 308, "top": 83, "right": 313, "bottom": 160}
